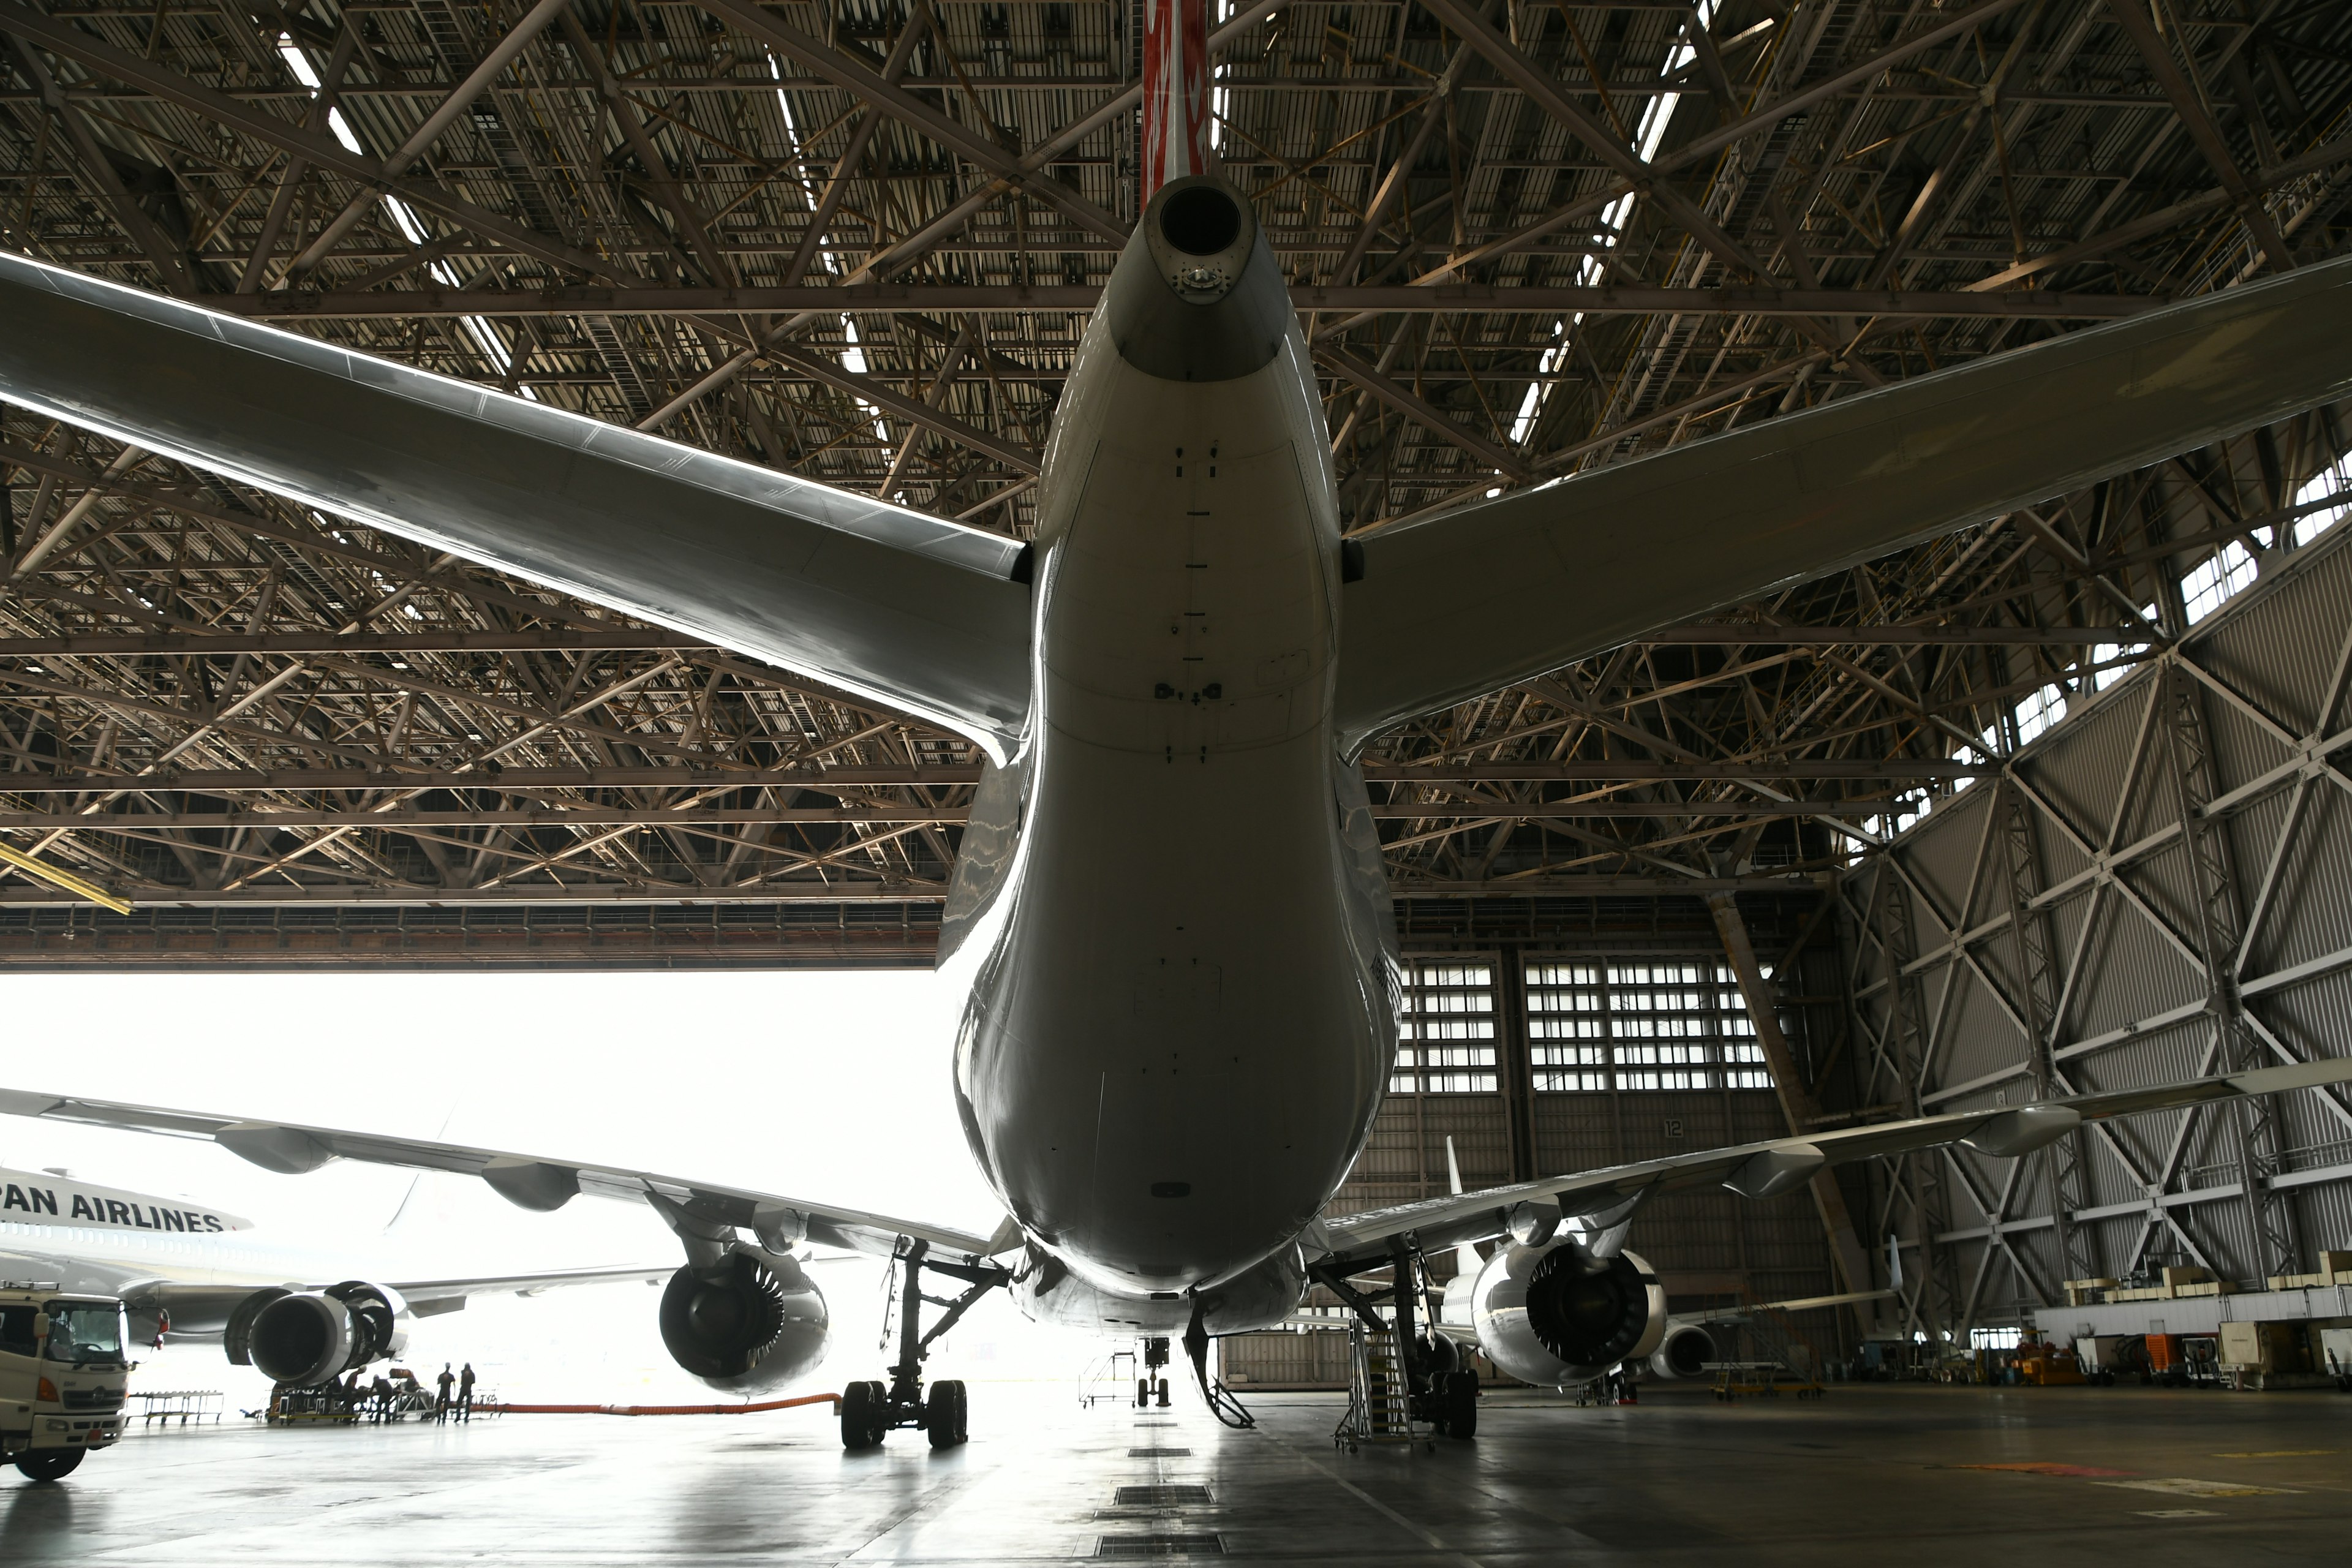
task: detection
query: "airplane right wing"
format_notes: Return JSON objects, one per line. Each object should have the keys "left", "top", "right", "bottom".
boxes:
{"left": 122, "top": 1264, "right": 674, "bottom": 1336}
{"left": 0, "top": 1087, "right": 1012, "bottom": 1267}
{"left": 0, "top": 253, "right": 1034, "bottom": 756}
{"left": 1336, "top": 252, "right": 2352, "bottom": 752}
{"left": 1311, "top": 1055, "right": 2352, "bottom": 1272}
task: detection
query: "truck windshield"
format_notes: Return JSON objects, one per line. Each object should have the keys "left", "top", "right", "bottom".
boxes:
{"left": 44, "top": 1301, "right": 126, "bottom": 1363}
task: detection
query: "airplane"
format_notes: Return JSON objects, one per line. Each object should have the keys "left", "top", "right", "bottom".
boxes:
{"left": 6, "top": 0, "right": 2352, "bottom": 1449}
{"left": 0, "top": 1161, "right": 668, "bottom": 1392}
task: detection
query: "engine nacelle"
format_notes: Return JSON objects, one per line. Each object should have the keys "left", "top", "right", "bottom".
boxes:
{"left": 1648, "top": 1322, "right": 1714, "bottom": 1380}
{"left": 246, "top": 1281, "right": 410, "bottom": 1388}
{"left": 658, "top": 1249, "right": 828, "bottom": 1393}
{"left": 1468, "top": 1240, "right": 1667, "bottom": 1388}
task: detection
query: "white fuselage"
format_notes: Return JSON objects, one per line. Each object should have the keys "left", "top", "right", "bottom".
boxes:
{"left": 940, "top": 191, "right": 1401, "bottom": 1331}
{"left": 0, "top": 1167, "right": 299, "bottom": 1334}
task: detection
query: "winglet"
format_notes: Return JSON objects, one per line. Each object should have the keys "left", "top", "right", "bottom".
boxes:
{"left": 2225, "top": 1057, "right": 2352, "bottom": 1097}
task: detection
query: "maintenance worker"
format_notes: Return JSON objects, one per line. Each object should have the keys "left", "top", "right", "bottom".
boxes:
{"left": 370, "top": 1371, "right": 393, "bottom": 1423}
{"left": 458, "top": 1362, "right": 477, "bottom": 1422}
{"left": 435, "top": 1363, "right": 455, "bottom": 1422}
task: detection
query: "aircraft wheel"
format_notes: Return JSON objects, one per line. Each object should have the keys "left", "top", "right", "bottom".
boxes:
{"left": 1155, "top": 1378, "right": 1170, "bottom": 1408}
{"left": 927, "top": 1379, "right": 968, "bottom": 1447}
{"left": 1137, "top": 1377, "right": 1151, "bottom": 1408}
{"left": 842, "top": 1381, "right": 886, "bottom": 1449}
{"left": 1445, "top": 1370, "right": 1479, "bottom": 1438}
{"left": 15, "top": 1450, "right": 83, "bottom": 1482}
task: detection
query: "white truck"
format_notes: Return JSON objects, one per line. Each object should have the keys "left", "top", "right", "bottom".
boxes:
{"left": 1, "top": 1282, "right": 130, "bottom": 1481}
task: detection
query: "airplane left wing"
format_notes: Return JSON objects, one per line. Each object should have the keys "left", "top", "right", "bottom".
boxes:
{"left": 1310, "top": 1056, "right": 2352, "bottom": 1273}
{"left": 0, "top": 1088, "right": 1011, "bottom": 1265}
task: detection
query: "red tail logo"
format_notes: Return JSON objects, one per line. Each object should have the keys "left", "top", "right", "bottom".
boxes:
{"left": 1142, "top": 0, "right": 1210, "bottom": 198}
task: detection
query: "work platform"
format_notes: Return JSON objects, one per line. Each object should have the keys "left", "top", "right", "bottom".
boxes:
{"left": 2, "top": 1382, "right": 2345, "bottom": 1564}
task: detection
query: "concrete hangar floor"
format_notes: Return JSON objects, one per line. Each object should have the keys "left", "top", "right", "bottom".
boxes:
{"left": 3, "top": 1385, "right": 2346, "bottom": 1566}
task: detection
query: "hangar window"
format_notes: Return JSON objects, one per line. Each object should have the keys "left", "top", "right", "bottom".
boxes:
{"left": 1525, "top": 960, "right": 1776, "bottom": 1091}
{"left": 1393, "top": 962, "right": 1497, "bottom": 1094}
{"left": 2182, "top": 539, "right": 2260, "bottom": 624}
{"left": 1528, "top": 962, "right": 1607, "bottom": 1091}
{"left": 2294, "top": 452, "right": 2352, "bottom": 545}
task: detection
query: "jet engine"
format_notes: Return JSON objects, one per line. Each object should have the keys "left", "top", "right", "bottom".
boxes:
{"left": 238, "top": 1281, "right": 410, "bottom": 1388}
{"left": 1648, "top": 1322, "right": 1714, "bottom": 1380}
{"left": 658, "top": 1249, "right": 829, "bottom": 1392}
{"left": 1467, "top": 1239, "right": 1667, "bottom": 1388}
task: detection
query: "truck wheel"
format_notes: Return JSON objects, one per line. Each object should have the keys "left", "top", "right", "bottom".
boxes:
{"left": 17, "top": 1450, "right": 84, "bottom": 1482}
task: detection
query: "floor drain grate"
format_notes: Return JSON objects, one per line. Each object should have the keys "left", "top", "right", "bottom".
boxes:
{"left": 1127, "top": 1447, "right": 1193, "bottom": 1458}
{"left": 1115, "top": 1485, "right": 1212, "bottom": 1506}
{"left": 1098, "top": 1534, "right": 1223, "bottom": 1558}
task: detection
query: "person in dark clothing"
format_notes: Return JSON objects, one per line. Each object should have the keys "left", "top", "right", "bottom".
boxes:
{"left": 435, "top": 1363, "right": 455, "bottom": 1422}
{"left": 458, "top": 1362, "right": 477, "bottom": 1422}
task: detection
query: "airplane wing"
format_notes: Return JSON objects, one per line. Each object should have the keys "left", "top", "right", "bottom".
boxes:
{"left": 387, "top": 1265, "right": 673, "bottom": 1314}
{"left": 1335, "top": 252, "right": 2352, "bottom": 752}
{"left": 121, "top": 1265, "right": 671, "bottom": 1334}
{"left": 0, "top": 1087, "right": 1010, "bottom": 1265}
{"left": 1673, "top": 1289, "right": 1893, "bottom": 1326}
{"left": 0, "top": 252, "right": 1033, "bottom": 757}
{"left": 1310, "top": 1056, "right": 2352, "bottom": 1273}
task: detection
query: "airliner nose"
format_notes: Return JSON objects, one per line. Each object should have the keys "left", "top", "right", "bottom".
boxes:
{"left": 1103, "top": 175, "right": 1292, "bottom": 384}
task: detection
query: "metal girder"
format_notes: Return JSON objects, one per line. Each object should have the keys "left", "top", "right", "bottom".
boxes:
{"left": 2158, "top": 658, "right": 2299, "bottom": 1281}
{"left": 1994, "top": 777, "right": 2098, "bottom": 1287}
{"left": 0, "top": 760, "right": 1981, "bottom": 793}
{"left": 1710, "top": 891, "right": 1875, "bottom": 1298}
{"left": 0, "top": 623, "right": 2142, "bottom": 659}
{"left": 688, "top": 0, "right": 1128, "bottom": 244}
{"left": 0, "top": 0, "right": 635, "bottom": 284}
{"left": 3, "top": 0, "right": 2351, "bottom": 952}
{"left": 194, "top": 284, "right": 2165, "bottom": 320}
{"left": 1316, "top": 345, "right": 1532, "bottom": 480}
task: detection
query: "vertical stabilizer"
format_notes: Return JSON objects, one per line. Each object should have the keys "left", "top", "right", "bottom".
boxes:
{"left": 1141, "top": 0, "right": 1209, "bottom": 198}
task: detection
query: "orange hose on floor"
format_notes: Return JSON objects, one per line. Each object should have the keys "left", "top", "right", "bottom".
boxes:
{"left": 482, "top": 1392, "right": 840, "bottom": 1416}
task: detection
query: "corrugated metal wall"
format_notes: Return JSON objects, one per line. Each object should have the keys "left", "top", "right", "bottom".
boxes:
{"left": 1842, "top": 525, "right": 2352, "bottom": 1336}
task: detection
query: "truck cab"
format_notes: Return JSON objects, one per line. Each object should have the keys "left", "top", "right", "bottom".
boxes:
{"left": 0, "top": 1283, "right": 130, "bottom": 1481}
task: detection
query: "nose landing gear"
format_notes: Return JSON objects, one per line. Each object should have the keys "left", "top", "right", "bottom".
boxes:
{"left": 840, "top": 1240, "right": 1008, "bottom": 1452}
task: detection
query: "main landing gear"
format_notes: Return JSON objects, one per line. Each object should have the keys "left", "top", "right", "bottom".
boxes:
{"left": 1137, "top": 1336, "right": 1171, "bottom": 1408}
{"left": 840, "top": 1239, "right": 1008, "bottom": 1452}
{"left": 1311, "top": 1238, "right": 1479, "bottom": 1440}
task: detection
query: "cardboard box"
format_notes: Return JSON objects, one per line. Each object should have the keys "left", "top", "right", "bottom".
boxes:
{"left": 2265, "top": 1273, "right": 2323, "bottom": 1291}
{"left": 2161, "top": 1265, "right": 2209, "bottom": 1288}
{"left": 2320, "top": 1250, "right": 2352, "bottom": 1285}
